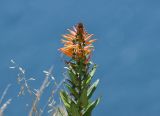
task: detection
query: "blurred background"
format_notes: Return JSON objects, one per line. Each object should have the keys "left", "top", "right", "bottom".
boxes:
{"left": 0, "top": 0, "right": 160, "bottom": 115}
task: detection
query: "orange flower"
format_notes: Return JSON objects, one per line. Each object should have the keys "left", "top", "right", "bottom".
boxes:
{"left": 86, "top": 39, "right": 96, "bottom": 45}
{"left": 85, "top": 34, "right": 94, "bottom": 41}
{"left": 61, "top": 39, "right": 73, "bottom": 46}
{"left": 59, "top": 23, "right": 96, "bottom": 59}
{"left": 59, "top": 45, "right": 78, "bottom": 57}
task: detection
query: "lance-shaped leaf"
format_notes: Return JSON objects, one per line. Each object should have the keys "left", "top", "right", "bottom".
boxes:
{"left": 83, "top": 97, "right": 100, "bottom": 116}
{"left": 87, "top": 79, "right": 99, "bottom": 99}
{"left": 60, "top": 91, "right": 71, "bottom": 112}
{"left": 71, "top": 102, "right": 80, "bottom": 116}
{"left": 79, "top": 88, "right": 88, "bottom": 107}
{"left": 65, "top": 82, "right": 79, "bottom": 99}
{"left": 86, "top": 64, "right": 97, "bottom": 85}
{"left": 68, "top": 69, "right": 79, "bottom": 86}
{"left": 66, "top": 79, "right": 78, "bottom": 88}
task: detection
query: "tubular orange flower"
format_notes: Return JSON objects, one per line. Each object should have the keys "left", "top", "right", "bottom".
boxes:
{"left": 62, "top": 34, "right": 74, "bottom": 41}
{"left": 59, "top": 44, "right": 78, "bottom": 57}
{"left": 85, "top": 34, "right": 94, "bottom": 41}
{"left": 86, "top": 39, "right": 96, "bottom": 45}
{"left": 59, "top": 23, "right": 96, "bottom": 61}
{"left": 67, "top": 29, "right": 76, "bottom": 36}
{"left": 61, "top": 39, "right": 73, "bottom": 46}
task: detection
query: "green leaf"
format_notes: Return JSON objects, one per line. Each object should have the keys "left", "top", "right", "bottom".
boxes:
{"left": 83, "top": 97, "right": 101, "bottom": 116}
{"left": 60, "top": 91, "right": 71, "bottom": 110}
{"left": 66, "top": 79, "right": 78, "bottom": 88}
{"left": 79, "top": 89, "right": 88, "bottom": 107}
{"left": 71, "top": 102, "right": 80, "bottom": 116}
{"left": 68, "top": 69, "right": 79, "bottom": 85}
{"left": 87, "top": 79, "right": 99, "bottom": 99}
{"left": 86, "top": 65, "right": 97, "bottom": 85}
{"left": 65, "top": 83, "right": 78, "bottom": 99}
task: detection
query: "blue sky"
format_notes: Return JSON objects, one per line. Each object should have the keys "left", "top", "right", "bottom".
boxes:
{"left": 0, "top": 0, "right": 160, "bottom": 115}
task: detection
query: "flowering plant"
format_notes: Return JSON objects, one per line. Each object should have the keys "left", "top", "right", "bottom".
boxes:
{"left": 59, "top": 23, "right": 100, "bottom": 116}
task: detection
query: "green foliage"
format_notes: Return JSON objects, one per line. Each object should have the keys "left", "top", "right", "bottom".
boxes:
{"left": 79, "top": 89, "right": 88, "bottom": 107}
{"left": 87, "top": 79, "right": 99, "bottom": 99}
{"left": 64, "top": 82, "right": 78, "bottom": 99}
{"left": 59, "top": 91, "right": 71, "bottom": 112}
{"left": 71, "top": 102, "right": 80, "bottom": 116}
{"left": 83, "top": 98, "right": 101, "bottom": 116}
{"left": 86, "top": 64, "right": 97, "bottom": 85}
{"left": 60, "top": 62, "right": 100, "bottom": 116}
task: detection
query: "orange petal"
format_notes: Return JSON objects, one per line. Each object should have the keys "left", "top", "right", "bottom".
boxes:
{"left": 86, "top": 39, "right": 96, "bottom": 45}
{"left": 62, "top": 34, "right": 74, "bottom": 41}
{"left": 61, "top": 39, "right": 73, "bottom": 45}
{"left": 73, "top": 26, "right": 77, "bottom": 32}
{"left": 67, "top": 29, "right": 76, "bottom": 36}
{"left": 59, "top": 48, "right": 73, "bottom": 57}
{"left": 85, "top": 34, "right": 94, "bottom": 41}
{"left": 85, "top": 49, "right": 91, "bottom": 54}
{"left": 84, "top": 45, "right": 94, "bottom": 50}
{"left": 63, "top": 51, "right": 73, "bottom": 57}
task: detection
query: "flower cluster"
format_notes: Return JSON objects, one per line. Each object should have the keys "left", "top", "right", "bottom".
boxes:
{"left": 59, "top": 23, "right": 96, "bottom": 63}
